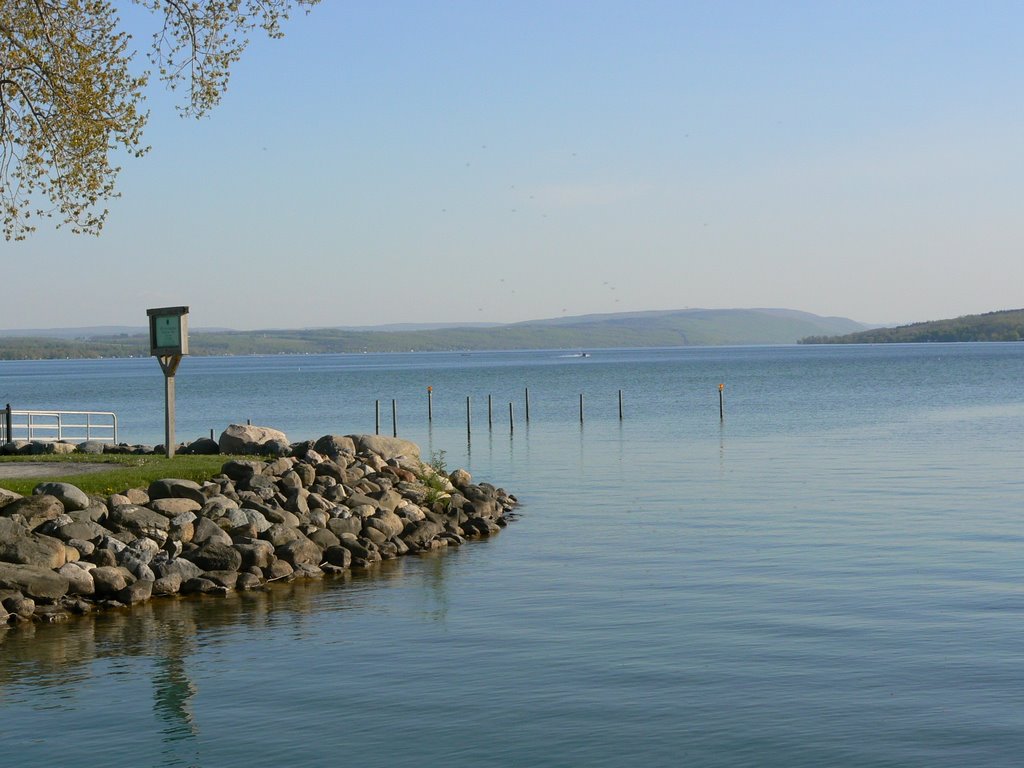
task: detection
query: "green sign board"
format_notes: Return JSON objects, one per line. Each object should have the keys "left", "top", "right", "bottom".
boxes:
{"left": 147, "top": 306, "right": 189, "bottom": 357}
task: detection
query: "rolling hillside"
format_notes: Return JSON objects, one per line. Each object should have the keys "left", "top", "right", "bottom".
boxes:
{"left": 0, "top": 308, "right": 866, "bottom": 359}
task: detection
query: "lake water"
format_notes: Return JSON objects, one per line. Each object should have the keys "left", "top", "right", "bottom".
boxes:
{"left": 2, "top": 343, "right": 1024, "bottom": 767}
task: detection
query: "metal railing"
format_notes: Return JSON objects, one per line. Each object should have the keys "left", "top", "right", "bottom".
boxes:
{"left": 1, "top": 404, "right": 118, "bottom": 444}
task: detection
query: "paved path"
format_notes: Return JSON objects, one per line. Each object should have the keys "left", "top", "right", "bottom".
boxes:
{"left": 0, "top": 462, "right": 115, "bottom": 479}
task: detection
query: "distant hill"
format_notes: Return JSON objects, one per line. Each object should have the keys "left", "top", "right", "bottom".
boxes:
{"left": 0, "top": 308, "right": 866, "bottom": 360}
{"left": 799, "top": 308, "right": 1024, "bottom": 344}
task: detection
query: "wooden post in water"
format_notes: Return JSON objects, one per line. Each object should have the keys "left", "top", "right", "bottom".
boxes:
{"left": 466, "top": 396, "right": 472, "bottom": 437}
{"left": 427, "top": 386, "right": 433, "bottom": 422}
{"left": 618, "top": 389, "right": 623, "bottom": 420}
{"left": 509, "top": 402, "right": 514, "bottom": 434}
{"left": 525, "top": 387, "right": 530, "bottom": 423}
{"left": 488, "top": 394, "right": 493, "bottom": 429}
{"left": 375, "top": 400, "right": 380, "bottom": 435}
{"left": 718, "top": 383, "right": 725, "bottom": 420}
{"left": 579, "top": 393, "right": 584, "bottom": 423}
{"left": 392, "top": 399, "right": 398, "bottom": 437}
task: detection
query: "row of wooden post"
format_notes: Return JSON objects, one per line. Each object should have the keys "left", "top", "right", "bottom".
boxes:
{"left": 373, "top": 385, "right": 725, "bottom": 436}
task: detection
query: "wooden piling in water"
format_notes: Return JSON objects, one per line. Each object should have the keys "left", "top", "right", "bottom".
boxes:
{"left": 509, "top": 402, "right": 514, "bottom": 434}
{"left": 618, "top": 389, "right": 623, "bottom": 420}
{"left": 375, "top": 400, "right": 380, "bottom": 435}
{"left": 525, "top": 387, "right": 530, "bottom": 423}
{"left": 579, "top": 393, "right": 584, "bottom": 423}
{"left": 427, "top": 386, "right": 433, "bottom": 422}
{"left": 718, "top": 383, "right": 725, "bottom": 420}
{"left": 488, "top": 394, "right": 493, "bottom": 429}
{"left": 466, "top": 396, "right": 472, "bottom": 437}
{"left": 392, "top": 399, "right": 398, "bottom": 437}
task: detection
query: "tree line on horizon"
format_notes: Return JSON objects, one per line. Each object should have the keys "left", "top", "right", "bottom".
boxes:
{"left": 799, "top": 309, "right": 1024, "bottom": 344}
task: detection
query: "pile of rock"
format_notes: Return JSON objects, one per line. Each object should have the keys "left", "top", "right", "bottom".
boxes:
{"left": 0, "top": 432, "right": 517, "bottom": 626}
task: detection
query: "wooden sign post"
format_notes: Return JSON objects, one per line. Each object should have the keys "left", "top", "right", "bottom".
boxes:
{"left": 147, "top": 306, "right": 189, "bottom": 457}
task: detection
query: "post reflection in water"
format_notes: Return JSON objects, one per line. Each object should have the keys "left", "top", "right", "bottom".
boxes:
{"left": 0, "top": 548, "right": 467, "bottom": 762}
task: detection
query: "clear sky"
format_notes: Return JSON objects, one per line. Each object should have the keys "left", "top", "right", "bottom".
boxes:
{"left": 4, "top": 1, "right": 1022, "bottom": 331}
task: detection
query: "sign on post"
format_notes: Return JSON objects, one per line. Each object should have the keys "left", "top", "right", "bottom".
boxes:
{"left": 147, "top": 306, "right": 189, "bottom": 457}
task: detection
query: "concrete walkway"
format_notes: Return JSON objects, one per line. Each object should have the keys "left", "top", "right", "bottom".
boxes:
{"left": 0, "top": 462, "right": 115, "bottom": 479}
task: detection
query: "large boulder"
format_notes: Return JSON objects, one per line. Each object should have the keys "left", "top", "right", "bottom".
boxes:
{"left": 0, "top": 531, "right": 67, "bottom": 569}
{"left": 185, "top": 542, "right": 242, "bottom": 572}
{"left": 1, "top": 494, "right": 65, "bottom": 530}
{"left": 351, "top": 435, "right": 420, "bottom": 462}
{"left": 0, "top": 562, "right": 69, "bottom": 601}
{"left": 219, "top": 424, "right": 289, "bottom": 456}
{"left": 107, "top": 505, "right": 171, "bottom": 539}
{"left": 58, "top": 562, "right": 96, "bottom": 596}
{"left": 148, "top": 478, "right": 206, "bottom": 505}
{"left": 313, "top": 435, "right": 356, "bottom": 460}
{"left": 0, "top": 487, "right": 23, "bottom": 509}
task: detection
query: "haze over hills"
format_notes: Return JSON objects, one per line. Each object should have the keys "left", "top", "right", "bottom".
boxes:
{"left": 0, "top": 308, "right": 866, "bottom": 360}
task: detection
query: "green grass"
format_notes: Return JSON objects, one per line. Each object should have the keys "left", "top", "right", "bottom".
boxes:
{"left": 0, "top": 454, "right": 233, "bottom": 497}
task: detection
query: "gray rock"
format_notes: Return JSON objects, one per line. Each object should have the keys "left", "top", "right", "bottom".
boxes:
{"left": 148, "top": 497, "right": 201, "bottom": 516}
{"left": 275, "top": 537, "right": 323, "bottom": 567}
{"left": 203, "top": 570, "right": 238, "bottom": 590}
{"left": 51, "top": 519, "right": 108, "bottom": 544}
{"left": 263, "top": 560, "right": 294, "bottom": 581}
{"left": 219, "top": 424, "right": 288, "bottom": 455}
{"left": 234, "top": 540, "right": 276, "bottom": 570}
{"left": 153, "top": 573, "right": 183, "bottom": 596}
{"left": 180, "top": 577, "right": 228, "bottom": 596}
{"left": 327, "top": 516, "right": 362, "bottom": 538}
{"left": 91, "top": 566, "right": 130, "bottom": 597}
{"left": 1, "top": 494, "right": 65, "bottom": 530}
{"left": 182, "top": 437, "right": 220, "bottom": 455}
{"left": 190, "top": 516, "right": 232, "bottom": 547}
{"left": 108, "top": 505, "right": 171, "bottom": 538}
{"left": 0, "top": 487, "right": 24, "bottom": 509}
{"left": 57, "top": 563, "right": 96, "bottom": 596}
{"left": 148, "top": 478, "right": 206, "bottom": 504}
{"left": 221, "top": 459, "right": 267, "bottom": 483}
{"left": 401, "top": 519, "right": 445, "bottom": 550}
{"left": 323, "top": 545, "right": 352, "bottom": 568}
{"left": 0, "top": 562, "right": 69, "bottom": 600}
{"left": 365, "top": 511, "right": 403, "bottom": 540}
{"left": 262, "top": 523, "right": 303, "bottom": 548}
{"left": 0, "top": 531, "right": 67, "bottom": 569}
{"left": 259, "top": 438, "right": 291, "bottom": 457}
{"left": 236, "top": 571, "right": 263, "bottom": 590}
{"left": 28, "top": 441, "right": 77, "bottom": 455}
{"left": 68, "top": 504, "right": 107, "bottom": 524}
{"left": 314, "top": 435, "right": 356, "bottom": 459}
{"left": 3, "top": 594, "right": 35, "bottom": 618}
{"left": 75, "top": 440, "right": 107, "bottom": 455}
{"left": 307, "top": 527, "right": 340, "bottom": 551}
{"left": 351, "top": 434, "right": 420, "bottom": 462}
{"left": 185, "top": 542, "right": 242, "bottom": 572}
{"left": 448, "top": 468, "right": 472, "bottom": 488}
{"left": 117, "top": 580, "right": 153, "bottom": 605}
{"left": 154, "top": 557, "right": 204, "bottom": 582}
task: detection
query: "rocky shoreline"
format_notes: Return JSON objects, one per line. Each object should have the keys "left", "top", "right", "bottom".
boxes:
{"left": 0, "top": 427, "right": 517, "bottom": 627}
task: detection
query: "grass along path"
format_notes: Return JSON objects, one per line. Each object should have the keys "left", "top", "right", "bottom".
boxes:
{"left": 0, "top": 454, "right": 234, "bottom": 497}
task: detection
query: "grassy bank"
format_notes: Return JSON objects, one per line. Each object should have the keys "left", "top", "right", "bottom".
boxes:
{"left": 0, "top": 454, "right": 232, "bottom": 497}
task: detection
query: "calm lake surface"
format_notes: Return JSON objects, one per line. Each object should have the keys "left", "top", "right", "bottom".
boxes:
{"left": 2, "top": 343, "right": 1023, "bottom": 767}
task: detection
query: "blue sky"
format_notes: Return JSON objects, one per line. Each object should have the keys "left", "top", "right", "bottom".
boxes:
{"left": 4, "top": 1, "right": 1022, "bottom": 330}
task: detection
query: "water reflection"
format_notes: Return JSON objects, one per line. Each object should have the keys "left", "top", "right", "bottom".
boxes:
{"left": 0, "top": 554, "right": 449, "bottom": 755}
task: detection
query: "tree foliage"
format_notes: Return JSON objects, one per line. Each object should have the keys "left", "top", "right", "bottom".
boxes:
{"left": 0, "top": 0, "right": 318, "bottom": 240}
{"left": 799, "top": 309, "right": 1024, "bottom": 344}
